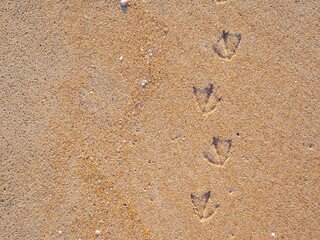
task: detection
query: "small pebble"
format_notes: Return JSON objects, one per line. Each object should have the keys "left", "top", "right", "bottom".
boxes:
{"left": 95, "top": 230, "right": 101, "bottom": 236}
{"left": 141, "top": 80, "right": 147, "bottom": 88}
{"left": 58, "top": 230, "right": 62, "bottom": 235}
{"left": 119, "top": 56, "right": 123, "bottom": 61}
{"left": 120, "top": 0, "right": 129, "bottom": 7}
{"left": 271, "top": 232, "right": 276, "bottom": 237}
{"left": 120, "top": 0, "right": 129, "bottom": 12}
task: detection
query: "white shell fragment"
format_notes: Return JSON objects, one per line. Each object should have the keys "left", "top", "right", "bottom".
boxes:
{"left": 120, "top": 0, "right": 129, "bottom": 13}
{"left": 120, "top": 0, "right": 129, "bottom": 7}
{"left": 141, "top": 80, "right": 147, "bottom": 88}
{"left": 95, "top": 230, "right": 101, "bottom": 236}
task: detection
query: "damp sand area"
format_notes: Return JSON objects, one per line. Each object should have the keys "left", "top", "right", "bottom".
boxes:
{"left": 1, "top": 1, "right": 319, "bottom": 239}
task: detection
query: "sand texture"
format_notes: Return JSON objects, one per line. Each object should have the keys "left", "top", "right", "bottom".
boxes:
{"left": 1, "top": 0, "right": 319, "bottom": 239}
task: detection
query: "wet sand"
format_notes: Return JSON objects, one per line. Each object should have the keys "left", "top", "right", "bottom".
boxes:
{"left": 1, "top": 1, "right": 319, "bottom": 239}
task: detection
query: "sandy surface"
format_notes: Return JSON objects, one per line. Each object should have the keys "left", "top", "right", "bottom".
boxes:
{"left": 1, "top": 0, "right": 319, "bottom": 239}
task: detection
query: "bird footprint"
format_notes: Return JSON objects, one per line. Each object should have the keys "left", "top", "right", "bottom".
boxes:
{"left": 193, "top": 84, "right": 221, "bottom": 115}
{"left": 204, "top": 137, "right": 232, "bottom": 166}
{"left": 213, "top": 30, "right": 241, "bottom": 60}
{"left": 191, "top": 191, "right": 220, "bottom": 222}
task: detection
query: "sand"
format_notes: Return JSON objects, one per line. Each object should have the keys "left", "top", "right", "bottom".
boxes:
{"left": 1, "top": 0, "right": 319, "bottom": 239}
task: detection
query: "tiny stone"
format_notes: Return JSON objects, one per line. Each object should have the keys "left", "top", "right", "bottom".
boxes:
{"left": 95, "top": 230, "right": 101, "bottom": 236}
{"left": 58, "top": 230, "right": 62, "bottom": 235}
{"left": 119, "top": 56, "right": 123, "bottom": 61}
{"left": 120, "top": 0, "right": 128, "bottom": 7}
{"left": 141, "top": 80, "right": 147, "bottom": 88}
{"left": 271, "top": 232, "right": 276, "bottom": 237}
